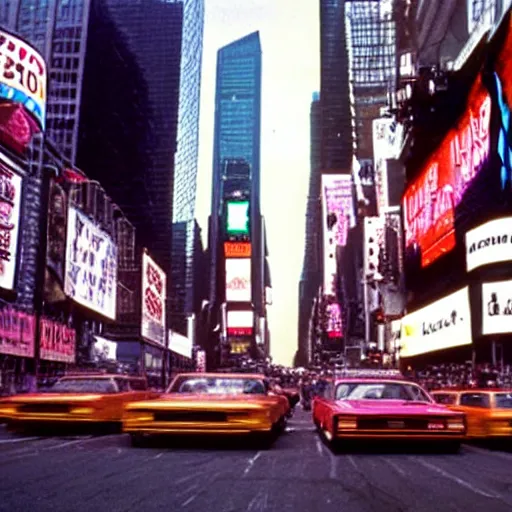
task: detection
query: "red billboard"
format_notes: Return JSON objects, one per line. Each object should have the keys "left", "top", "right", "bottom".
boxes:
{"left": 403, "top": 74, "right": 491, "bottom": 267}
{"left": 40, "top": 318, "right": 76, "bottom": 364}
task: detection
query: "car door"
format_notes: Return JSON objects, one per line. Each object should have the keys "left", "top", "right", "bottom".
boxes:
{"left": 456, "top": 392, "right": 491, "bottom": 437}
{"left": 313, "top": 382, "right": 333, "bottom": 428}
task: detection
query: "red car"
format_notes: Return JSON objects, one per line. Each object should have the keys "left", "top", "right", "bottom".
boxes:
{"left": 312, "top": 370, "right": 466, "bottom": 452}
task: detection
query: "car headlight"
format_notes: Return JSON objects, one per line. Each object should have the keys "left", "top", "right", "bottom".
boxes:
{"left": 336, "top": 416, "right": 357, "bottom": 430}
{"left": 447, "top": 418, "right": 465, "bottom": 430}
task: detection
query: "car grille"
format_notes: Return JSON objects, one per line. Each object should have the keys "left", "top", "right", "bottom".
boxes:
{"left": 357, "top": 417, "right": 442, "bottom": 430}
{"left": 152, "top": 411, "right": 228, "bottom": 423}
{"left": 18, "top": 403, "right": 71, "bottom": 414}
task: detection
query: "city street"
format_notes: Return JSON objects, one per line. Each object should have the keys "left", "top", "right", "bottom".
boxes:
{"left": 2, "top": 411, "right": 512, "bottom": 512}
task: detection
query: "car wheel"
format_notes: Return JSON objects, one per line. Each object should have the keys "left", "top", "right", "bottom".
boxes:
{"left": 130, "top": 433, "right": 146, "bottom": 448}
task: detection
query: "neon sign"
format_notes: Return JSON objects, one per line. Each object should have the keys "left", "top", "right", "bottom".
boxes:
{"left": 403, "top": 77, "right": 491, "bottom": 268}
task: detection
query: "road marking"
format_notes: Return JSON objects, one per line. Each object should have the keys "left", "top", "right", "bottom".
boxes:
{"left": 383, "top": 457, "right": 406, "bottom": 477}
{"left": 347, "top": 455, "right": 358, "bottom": 471}
{"left": 316, "top": 438, "right": 324, "bottom": 455}
{"left": 329, "top": 452, "right": 338, "bottom": 479}
{"left": 45, "top": 436, "right": 93, "bottom": 449}
{"left": 0, "top": 436, "right": 40, "bottom": 444}
{"left": 412, "top": 457, "right": 500, "bottom": 499}
{"left": 243, "top": 451, "right": 262, "bottom": 476}
{"left": 181, "top": 494, "right": 198, "bottom": 508}
{"left": 464, "top": 444, "right": 512, "bottom": 461}
{"left": 153, "top": 452, "right": 163, "bottom": 459}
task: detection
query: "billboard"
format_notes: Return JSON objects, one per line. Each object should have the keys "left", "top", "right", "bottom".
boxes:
{"left": 141, "top": 253, "right": 166, "bottom": 346}
{"left": 0, "top": 307, "right": 35, "bottom": 358}
{"left": 0, "top": 163, "right": 22, "bottom": 291}
{"left": 373, "top": 118, "right": 402, "bottom": 214}
{"left": 363, "top": 216, "right": 385, "bottom": 279}
{"left": 39, "top": 318, "right": 76, "bottom": 364}
{"left": 224, "top": 241, "right": 251, "bottom": 258}
{"left": 0, "top": 30, "right": 47, "bottom": 129}
{"left": 227, "top": 310, "right": 253, "bottom": 336}
{"left": 482, "top": 279, "right": 512, "bottom": 335}
{"left": 169, "top": 330, "right": 192, "bottom": 358}
{"left": 321, "top": 174, "right": 354, "bottom": 294}
{"left": 402, "top": 74, "right": 491, "bottom": 268}
{"left": 64, "top": 207, "right": 118, "bottom": 319}
{"left": 465, "top": 217, "right": 512, "bottom": 272}
{"left": 226, "top": 200, "right": 249, "bottom": 235}
{"left": 225, "top": 258, "right": 251, "bottom": 302}
{"left": 400, "top": 287, "right": 472, "bottom": 358}
{"left": 324, "top": 301, "right": 342, "bottom": 338}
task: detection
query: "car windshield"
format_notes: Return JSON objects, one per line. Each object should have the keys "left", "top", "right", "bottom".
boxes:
{"left": 50, "top": 378, "right": 118, "bottom": 394}
{"left": 433, "top": 393, "right": 458, "bottom": 405}
{"left": 169, "top": 377, "right": 266, "bottom": 395}
{"left": 495, "top": 393, "right": 512, "bottom": 409}
{"left": 335, "top": 381, "right": 432, "bottom": 402}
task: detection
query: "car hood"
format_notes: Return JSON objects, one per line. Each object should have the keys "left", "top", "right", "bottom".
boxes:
{"left": 126, "top": 393, "right": 276, "bottom": 411}
{"left": 1, "top": 393, "right": 104, "bottom": 403}
{"left": 332, "top": 399, "right": 461, "bottom": 416}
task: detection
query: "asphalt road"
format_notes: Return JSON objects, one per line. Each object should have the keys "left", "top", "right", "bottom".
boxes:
{"left": 2, "top": 411, "right": 512, "bottom": 512}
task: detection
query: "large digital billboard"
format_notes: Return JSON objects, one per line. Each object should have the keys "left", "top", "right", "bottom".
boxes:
{"left": 321, "top": 174, "right": 354, "bottom": 295}
{"left": 0, "top": 162, "right": 22, "bottom": 291}
{"left": 0, "top": 30, "right": 47, "bottom": 129}
{"left": 225, "top": 258, "right": 251, "bottom": 302}
{"left": 226, "top": 200, "right": 249, "bottom": 235}
{"left": 226, "top": 310, "right": 253, "bottom": 336}
{"left": 141, "top": 252, "right": 166, "bottom": 346}
{"left": 400, "top": 287, "right": 472, "bottom": 358}
{"left": 402, "top": 74, "right": 491, "bottom": 268}
{"left": 64, "top": 207, "right": 118, "bottom": 319}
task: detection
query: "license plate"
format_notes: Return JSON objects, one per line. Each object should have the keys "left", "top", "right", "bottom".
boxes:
{"left": 388, "top": 421, "right": 405, "bottom": 429}
{"left": 428, "top": 423, "right": 445, "bottom": 430}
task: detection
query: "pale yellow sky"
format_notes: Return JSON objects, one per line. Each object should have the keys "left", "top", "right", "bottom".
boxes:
{"left": 195, "top": 0, "right": 320, "bottom": 366}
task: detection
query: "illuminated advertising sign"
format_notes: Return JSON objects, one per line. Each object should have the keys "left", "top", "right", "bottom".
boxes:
{"left": 226, "top": 310, "right": 253, "bottom": 336}
{"left": 0, "top": 307, "right": 35, "bottom": 358}
{"left": 141, "top": 253, "right": 166, "bottom": 346}
{"left": 373, "top": 118, "right": 401, "bottom": 215}
{"left": 195, "top": 349, "right": 206, "bottom": 372}
{"left": 225, "top": 258, "right": 251, "bottom": 302}
{"left": 230, "top": 339, "right": 251, "bottom": 355}
{"left": 39, "top": 318, "right": 76, "bottom": 364}
{"left": 226, "top": 200, "right": 249, "bottom": 235}
{"left": 321, "top": 174, "right": 354, "bottom": 294}
{"left": 324, "top": 301, "right": 342, "bottom": 338}
{"left": 224, "top": 242, "right": 251, "bottom": 258}
{"left": 403, "top": 75, "right": 491, "bottom": 268}
{"left": 482, "top": 279, "right": 512, "bottom": 335}
{"left": 465, "top": 217, "right": 512, "bottom": 272}
{"left": 64, "top": 207, "right": 118, "bottom": 319}
{"left": 400, "top": 287, "right": 471, "bottom": 358}
{"left": 169, "top": 330, "right": 192, "bottom": 359}
{"left": 0, "top": 30, "right": 47, "bottom": 129}
{"left": 363, "top": 216, "right": 385, "bottom": 279}
{"left": 0, "top": 163, "right": 22, "bottom": 291}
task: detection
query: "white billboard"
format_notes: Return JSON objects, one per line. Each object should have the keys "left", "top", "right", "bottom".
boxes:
{"left": 363, "top": 216, "right": 385, "bottom": 279}
{"left": 482, "top": 280, "right": 512, "bottom": 335}
{"left": 373, "top": 118, "right": 400, "bottom": 215}
{"left": 227, "top": 310, "right": 253, "bottom": 328}
{"left": 64, "top": 207, "right": 117, "bottom": 319}
{"left": 141, "top": 252, "right": 166, "bottom": 346}
{"left": 225, "top": 258, "right": 251, "bottom": 302}
{"left": 400, "top": 287, "right": 472, "bottom": 358}
{"left": 0, "top": 164, "right": 22, "bottom": 291}
{"left": 321, "top": 174, "right": 354, "bottom": 295}
{"left": 169, "top": 330, "right": 192, "bottom": 359}
{"left": 465, "top": 217, "right": 512, "bottom": 272}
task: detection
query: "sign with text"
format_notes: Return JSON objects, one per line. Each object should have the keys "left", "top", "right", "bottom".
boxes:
{"left": 64, "top": 207, "right": 118, "bottom": 319}
{"left": 39, "top": 318, "right": 76, "bottom": 363}
{"left": 141, "top": 253, "right": 166, "bottom": 346}
{"left": 482, "top": 280, "right": 512, "bottom": 335}
{"left": 0, "top": 30, "right": 47, "bottom": 129}
{"left": 0, "top": 163, "right": 22, "bottom": 291}
{"left": 465, "top": 217, "right": 512, "bottom": 272}
{"left": 0, "top": 307, "right": 35, "bottom": 358}
{"left": 403, "top": 74, "right": 491, "bottom": 268}
{"left": 169, "top": 330, "right": 192, "bottom": 359}
{"left": 224, "top": 242, "right": 251, "bottom": 258}
{"left": 400, "top": 287, "right": 472, "bottom": 358}
{"left": 225, "top": 258, "right": 251, "bottom": 302}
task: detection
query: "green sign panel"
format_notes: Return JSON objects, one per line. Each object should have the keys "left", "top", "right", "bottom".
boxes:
{"left": 226, "top": 201, "right": 250, "bottom": 235}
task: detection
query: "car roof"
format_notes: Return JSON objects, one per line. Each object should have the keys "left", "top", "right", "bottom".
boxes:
{"left": 433, "top": 388, "right": 512, "bottom": 394}
{"left": 61, "top": 374, "right": 143, "bottom": 380}
{"left": 333, "top": 378, "right": 420, "bottom": 386}
{"left": 174, "top": 372, "right": 266, "bottom": 380}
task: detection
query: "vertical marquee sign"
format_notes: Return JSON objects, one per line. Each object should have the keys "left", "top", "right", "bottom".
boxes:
{"left": 141, "top": 252, "right": 166, "bottom": 347}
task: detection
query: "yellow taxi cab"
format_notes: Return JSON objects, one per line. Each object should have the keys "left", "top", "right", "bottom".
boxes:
{"left": 432, "top": 389, "right": 512, "bottom": 439}
{"left": 0, "top": 373, "right": 158, "bottom": 433}
{"left": 123, "top": 372, "right": 290, "bottom": 447}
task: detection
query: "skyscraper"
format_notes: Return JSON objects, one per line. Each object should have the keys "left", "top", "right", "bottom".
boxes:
{"left": 208, "top": 32, "right": 264, "bottom": 364}
{"left": 170, "top": 0, "right": 205, "bottom": 334}
{"left": 319, "top": 0, "right": 353, "bottom": 172}
{"left": 297, "top": 92, "right": 322, "bottom": 365}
